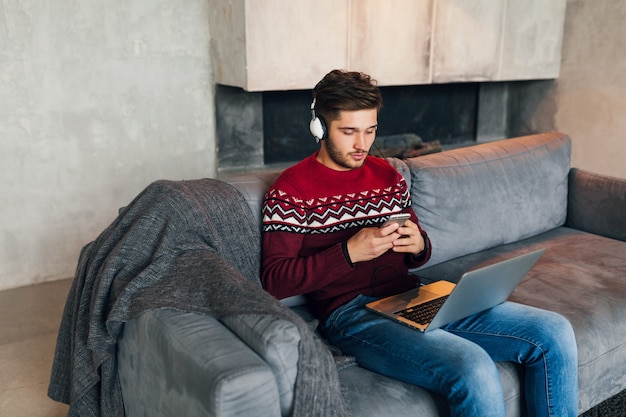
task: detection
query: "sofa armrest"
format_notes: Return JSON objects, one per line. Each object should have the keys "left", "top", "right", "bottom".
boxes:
{"left": 118, "top": 309, "right": 282, "bottom": 417}
{"left": 566, "top": 168, "right": 626, "bottom": 242}
{"left": 220, "top": 314, "right": 300, "bottom": 417}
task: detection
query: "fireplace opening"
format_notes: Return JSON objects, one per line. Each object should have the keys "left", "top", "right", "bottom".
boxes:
{"left": 215, "top": 80, "right": 555, "bottom": 173}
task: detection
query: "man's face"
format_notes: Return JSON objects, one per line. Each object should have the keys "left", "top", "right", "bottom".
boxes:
{"left": 317, "top": 108, "right": 378, "bottom": 171}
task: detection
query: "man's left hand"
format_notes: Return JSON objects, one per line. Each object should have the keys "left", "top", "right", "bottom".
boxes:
{"left": 391, "top": 219, "right": 426, "bottom": 255}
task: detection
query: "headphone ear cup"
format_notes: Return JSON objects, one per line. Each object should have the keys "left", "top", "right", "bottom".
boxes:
{"left": 309, "top": 116, "right": 327, "bottom": 141}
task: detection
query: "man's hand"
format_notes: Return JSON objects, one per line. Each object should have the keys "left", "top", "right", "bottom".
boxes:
{"left": 345, "top": 220, "right": 425, "bottom": 264}
{"left": 391, "top": 219, "right": 426, "bottom": 255}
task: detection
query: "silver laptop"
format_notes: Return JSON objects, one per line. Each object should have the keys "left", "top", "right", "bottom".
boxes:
{"left": 366, "top": 248, "right": 545, "bottom": 332}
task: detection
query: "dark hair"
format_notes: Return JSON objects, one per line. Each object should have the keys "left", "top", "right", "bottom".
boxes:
{"left": 312, "top": 69, "right": 383, "bottom": 123}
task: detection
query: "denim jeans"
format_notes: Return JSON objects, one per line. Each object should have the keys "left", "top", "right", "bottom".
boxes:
{"left": 321, "top": 295, "right": 578, "bottom": 417}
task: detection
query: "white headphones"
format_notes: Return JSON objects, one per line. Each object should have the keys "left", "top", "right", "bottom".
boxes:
{"left": 309, "top": 98, "right": 328, "bottom": 143}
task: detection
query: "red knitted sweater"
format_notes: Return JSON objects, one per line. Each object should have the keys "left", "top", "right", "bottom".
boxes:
{"left": 261, "top": 153, "right": 431, "bottom": 321}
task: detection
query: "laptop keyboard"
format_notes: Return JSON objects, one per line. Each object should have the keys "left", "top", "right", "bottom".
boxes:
{"left": 395, "top": 295, "right": 449, "bottom": 325}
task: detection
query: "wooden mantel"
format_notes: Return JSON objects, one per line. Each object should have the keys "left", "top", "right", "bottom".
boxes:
{"left": 209, "top": 0, "right": 567, "bottom": 91}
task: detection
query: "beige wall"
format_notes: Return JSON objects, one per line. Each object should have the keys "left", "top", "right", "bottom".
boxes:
{"left": 555, "top": 0, "right": 626, "bottom": 178}
{"left": 0, "top": 2, "right": 216, "bottom": 291}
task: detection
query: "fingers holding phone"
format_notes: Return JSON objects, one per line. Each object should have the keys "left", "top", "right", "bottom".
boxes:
{"left": 379, "top": 213, "right": 410, "bottom": 235}
{"left": 390, "top": 218, "right": 426, "bottom": 254}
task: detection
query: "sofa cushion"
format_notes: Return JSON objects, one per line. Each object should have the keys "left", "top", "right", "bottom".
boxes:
{"left": 339, "top": 361, "right": 524, "bottom": 417}
{"left": 223, "top": 171, "right": 283, "bottom": 229}
{"left": 386, "top": 156, "right": 412, "bottom": 189}
{"left": 417, "top": 227, "right": 626, "bottom": 413}
{"left": 405, "top": 132, "right": 571, "bottom": 267}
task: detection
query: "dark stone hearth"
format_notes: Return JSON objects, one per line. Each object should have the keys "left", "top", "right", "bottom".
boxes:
{"left": 262, "top": 89, "right": 318, "bottom": 165}
{"left": 215, "top": 85, "right": 264, "bottom": 170}
{"left": 215, "top": 80, "right": 557, "bottom": 171}
{"left": 377, "top": 83, "right": 478, "bottom": 144}
{"left": 262, "top": 83, "right": 478, "bottom": 165}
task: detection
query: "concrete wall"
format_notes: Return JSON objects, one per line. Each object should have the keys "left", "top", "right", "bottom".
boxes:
{"left": 463, "top": 0, "right": 625, "bottom": 179}
{"left": 1, "top": 0, "right": 624, "bottom": 291}
{"left": 554, "top": 0, "right": 626, "bottom": 179}
{"left": 0, "top": 2, "right": 216, "bottom": 291}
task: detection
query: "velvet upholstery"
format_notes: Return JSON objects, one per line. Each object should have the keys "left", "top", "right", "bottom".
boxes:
{"left": 222, "top": 171, "right": 282, "bottom": 230}
{"left": 220, "top": 314, "right": 300, "bottom": 416}
{"left": 416, "top": 227, "right": 626, "bottom": 412}
{"left": 118, "top": 310, "right": 282, "bottom": 417}
{"left": 117, "top": 132, "right": 626, "bottom": 416}
{"left": 404, "top": 132, "right": 571, "bottom": 267}
{"left": 566, "top": 168, "right": 626, "bottom": 242}
{"left": 340, "top": 361, "right": 525, "bottom": 417}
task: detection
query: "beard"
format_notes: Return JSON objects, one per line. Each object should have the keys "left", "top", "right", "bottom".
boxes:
{"left": 324, "top": 137, "right": 368, "bottom": 170}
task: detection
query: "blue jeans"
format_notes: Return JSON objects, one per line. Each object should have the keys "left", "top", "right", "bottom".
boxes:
{"left": 322, "top": 295, "right": 578, "bottom": 417}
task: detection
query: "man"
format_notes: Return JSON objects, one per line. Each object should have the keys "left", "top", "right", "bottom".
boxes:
{"left": 261, "top": 69, "right": 577, "bottom": 417}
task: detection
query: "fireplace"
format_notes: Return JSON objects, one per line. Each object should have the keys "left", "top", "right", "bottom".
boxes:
{"left": 215, "top": 80, "right": 556, "bottom": 173}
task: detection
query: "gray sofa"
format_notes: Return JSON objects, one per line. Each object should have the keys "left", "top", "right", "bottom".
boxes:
{"left": 117, "top": 132, "right": 626, "bottom": 416}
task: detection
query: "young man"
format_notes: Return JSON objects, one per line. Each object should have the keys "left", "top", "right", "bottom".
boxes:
{"left": 261, "top": 69, "right": 578, "bottom": 417}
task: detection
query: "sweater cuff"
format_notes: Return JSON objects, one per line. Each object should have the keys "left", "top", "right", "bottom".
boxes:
{"left": 341, "top": 241, "right": 355, "bottom": 267}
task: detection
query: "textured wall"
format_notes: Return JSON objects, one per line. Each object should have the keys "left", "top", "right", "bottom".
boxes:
{"left": 472, "top": 0, "right": 625, "bottom": 179}
{"left": 0, "top": 2, "right": 215, "bottom": 290}
{"left": 554, "top": 0, "right": 626, "bottom": 179}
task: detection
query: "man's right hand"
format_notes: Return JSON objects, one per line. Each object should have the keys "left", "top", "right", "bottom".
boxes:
{"left": 345, "top": 223, "right": 401, "bottom": 264}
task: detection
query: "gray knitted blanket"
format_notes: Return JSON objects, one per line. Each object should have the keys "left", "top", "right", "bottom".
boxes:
{"left": 48, "top": 178, "right": 350, "bottom": 417}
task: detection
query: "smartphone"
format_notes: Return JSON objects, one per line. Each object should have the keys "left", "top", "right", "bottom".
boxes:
{"left": 380, "top": 213, "right": 410, "bottom": 228}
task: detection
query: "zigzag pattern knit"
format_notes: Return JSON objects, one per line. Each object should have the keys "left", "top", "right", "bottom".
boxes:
{"left": 261, "top": 153, "right": 430, "bottom": 321}
{"left": 264, "top": 182, "right": 407, "bottom": 233}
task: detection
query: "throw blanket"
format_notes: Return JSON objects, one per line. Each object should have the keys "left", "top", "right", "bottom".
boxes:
{"left": 48, "top": 178, "right": 351, "bottom": 417}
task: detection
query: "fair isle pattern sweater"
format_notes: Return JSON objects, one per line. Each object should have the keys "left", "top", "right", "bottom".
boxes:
{"left": 261, "top": 153, "right": 431, "bottom": 321}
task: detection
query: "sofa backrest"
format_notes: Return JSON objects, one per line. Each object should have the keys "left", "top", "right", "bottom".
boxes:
{"left": 223, "top": 170, "right": 283, "bottom": 230}
{"left": 225, "top": 171, "right": 310, "bottom": 307}
{"left": 224, "top": 132, "right": 572, "bottom": 271}
{"left": 403, "top": 132, "right": 572, "bottom": 268}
